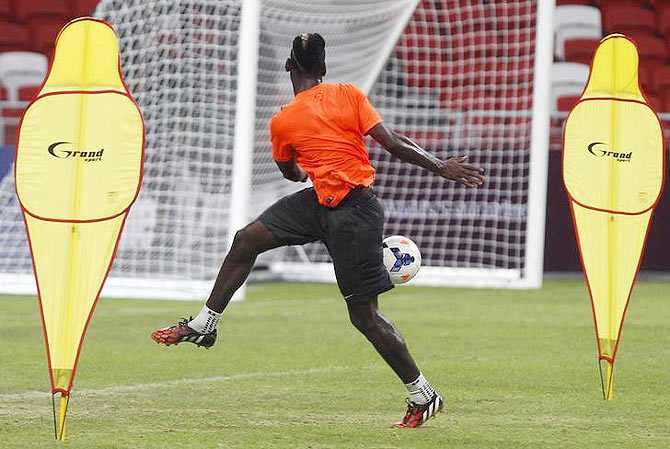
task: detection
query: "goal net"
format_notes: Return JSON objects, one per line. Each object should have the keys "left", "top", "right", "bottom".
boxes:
{"left": 0, "top": 0, "right": 551, "bottom": 297}
{"left": 257, "top": 0, "right": 551, "bottom": 288}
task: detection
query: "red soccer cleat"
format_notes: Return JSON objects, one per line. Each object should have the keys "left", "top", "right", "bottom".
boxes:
{"left": 150, "top": 317, "right": 217, "bottom": 348}
{"left": 391, "top": 393, "right": 444, "bottom": 428}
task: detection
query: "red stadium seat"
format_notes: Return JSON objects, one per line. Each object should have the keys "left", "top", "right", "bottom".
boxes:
{"left": 650, "top": 0, "right": 670, "bottom": 9}
{"left": 632, "top": 36, "right": 666, "bottom": 72}
{"left": 392, "top": 128, "right": 445, "bottom": 150}
{"left": 657, "top": 5, "right": 670, "bottom": 37}
{"left": 555, "top": 0, "right": 593, "bottom": 5}
{"left": 1, "top": 106, "right": 21, "bottom": 118}
{"left": 601, "top": 0, "right": 651, "bottom": 6}
{"left": 493, "top": 3, "right": 536, "bottom": 31}
{"left": 0, "top": 22, "right": 29, "bottom": 52}
{"left": 554, "top": 5, "right": 602, "bottom": 61}
{"left": 449, "top": 32, "right": 511, "bottom": 59}
{"left": 660, "top": 89, "right": 670, "bottom": 111}
{"left": 404, "top": 61, "right": 443, "bottom": 89}
{"left": 440, "top": 86, "right": 532, "bottom": 111}
{"left": 70, "top": 0, "right": 100, "bottom": 17}
{"left": 557, "top": 95, "right": 580, "bottom": 111}
{"left": 412, "top": 1, "right": 438, "bottom": 26}
{"left": 18, "top": 85, "right": 40, "bottom": 101}
{"left": 2, "top": 105, "right": 22, "bottom": 145}
{"left": 0, "top": 51, "right": 48, "bottom": 101}
{"left": 0, "top": 0, "right": 12, "bottom": 20}
{"left": 638, "top": 64, "right": 652, "bottom": 95}
{"left": 438, "top": 6, "right": 490, "bottom": 33}
{"left": 396, "top": 24, "right": 444, "bottom": 62}
{"left": 443, "top": 59, "right": 534, "bottom": 87}
{"left": 646, "top": 93, "right": 662, "bottom": 111}
{"left": 564, "top": 38, "right": 599, "bottom": 65}
{"left": 652, "top": 65, "right": 670, "bottom": 92}
{"left": 602, "top": 5, "right": 656, "bottom": 36}
{"left": 0, "top": 85, "right": 7, "bottom": 100}
{"left": 439, "top": 85, "right": 489, "bottom": 110}
{"left": 14, "top": 0, "right": 70, "bottom": 23}
{"left": 29, "top": 21, "right": 63, "bottom": 56}
{"left": 465, "top": 115, "right": 532, "bottom": 147}
{"left": 397, "top": 23, "right": 446, "bottom": 88}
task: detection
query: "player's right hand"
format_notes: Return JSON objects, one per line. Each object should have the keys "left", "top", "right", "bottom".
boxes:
{"left": 438, "top": 156, "right": 485, "bottom": 188}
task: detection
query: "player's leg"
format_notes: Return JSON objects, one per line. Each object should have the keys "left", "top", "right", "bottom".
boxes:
{"left": 205, "top": 220, "right": 282, "bottom": 313}
{"left": 149, "top": 220, "right": 280, "bottom": 348}
{"left": 151, "top": 188, "right": 322, "bottom": 347}
{"left": 346, "top": 295, "right": 418, "bottom": 383}
{"left": 347, "top": 294, "right": 443, "bottom": 427}
{"left": 324, "top": 188, "right": 443, "bottom": 427}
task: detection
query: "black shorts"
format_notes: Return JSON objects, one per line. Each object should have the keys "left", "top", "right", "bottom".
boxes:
{"left": 257, "top": 187, "right": 394, "bottom": 302}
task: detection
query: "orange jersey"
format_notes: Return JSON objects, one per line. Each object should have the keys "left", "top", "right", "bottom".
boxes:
{"left": 270, "top": 83, "right": 382, "bottom": 207}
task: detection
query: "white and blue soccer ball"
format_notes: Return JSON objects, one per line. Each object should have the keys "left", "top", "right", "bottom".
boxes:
{"left": 382, "top": 235, "right": 422, "bottom": 284}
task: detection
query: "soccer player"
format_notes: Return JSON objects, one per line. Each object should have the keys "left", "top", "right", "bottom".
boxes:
{"left": 152, "top": 33, "right": 485, "bottom": 428}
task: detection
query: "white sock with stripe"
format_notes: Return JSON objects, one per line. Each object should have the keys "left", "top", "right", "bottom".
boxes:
{"left": 188, "top": 305, "right": 221, "bottom": 334}
{"left": 405, "top": 373, "right": 436, "bottom": 405}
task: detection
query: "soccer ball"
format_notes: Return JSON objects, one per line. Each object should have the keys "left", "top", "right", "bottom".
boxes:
{"left": 382, "top": 235, "right": 422, "bottom": 284}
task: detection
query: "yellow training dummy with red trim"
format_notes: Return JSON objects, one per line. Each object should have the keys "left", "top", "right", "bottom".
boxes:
{"left": 562, "top": 34, "right": 664, "bottom": 400}
{"left": 15, "top": 18, "right": 144, "bottom": 439}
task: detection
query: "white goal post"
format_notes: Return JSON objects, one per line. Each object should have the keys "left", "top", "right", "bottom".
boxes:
{"left": 0, "top": 0, "right": 553, "bottom": 298}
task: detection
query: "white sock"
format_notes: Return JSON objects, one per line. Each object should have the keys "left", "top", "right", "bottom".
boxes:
{"left": 405, "top": 373, "right": 436, "bottom": 405}
{"left": 187, "top": 305, "right": 221, "bottom": 334}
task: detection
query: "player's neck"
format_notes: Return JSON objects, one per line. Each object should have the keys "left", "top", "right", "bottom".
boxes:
{"left": 292, "top": 77, "right": 322, "bottom": 96}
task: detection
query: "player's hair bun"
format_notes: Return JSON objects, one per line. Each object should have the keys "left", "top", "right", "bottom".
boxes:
{"left": 292, "top": 33, "right": 325, "bottom": 75}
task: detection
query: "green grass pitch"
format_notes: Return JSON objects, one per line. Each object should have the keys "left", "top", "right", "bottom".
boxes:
{"left": 1, "top": 280, "right": 669, "bottom": 448}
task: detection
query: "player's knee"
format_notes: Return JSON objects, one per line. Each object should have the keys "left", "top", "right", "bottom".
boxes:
{"left": 231, "top": 226, "right": 257, "bottom": 259}
{"left": 349, "top": 308, "right": 382, "bottom": 335}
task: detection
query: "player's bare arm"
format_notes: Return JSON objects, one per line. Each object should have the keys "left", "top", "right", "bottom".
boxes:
{"left": 367, "top": 122, "right": 485, "bottom": 188}
{"left": 276, "top": 159, "right": 308, "bottom": 182}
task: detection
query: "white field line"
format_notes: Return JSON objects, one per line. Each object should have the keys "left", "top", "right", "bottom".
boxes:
{"left": 0, "top": 364, "right": 382, "bottom": 402}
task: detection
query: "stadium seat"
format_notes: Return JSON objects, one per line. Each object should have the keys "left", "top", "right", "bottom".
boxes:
{"left": 1, "top": 102, "right": 21, "bottom": 145}
{"left": 602, "top": 5, "right": 656, "bottom": 36}
{"left": 656, "top": 4, "right": 670, "bottom": 38}
{"left": 478, "top": 60, "right": 534, "bottom": 86}
{"left": 632, "top": 36, "right": 666, "bottom": 72}
{"left": 438, "top": 5, "right": 489, "bottom": 33}
{"left": 646, "top": 93, "right": 662, "bottom": 111}
{"left": 0, "top": 0, "right": 12, "bottom": 21}
{"left": 650, "top": 0, "right": 670, "bottom": 9}
{"left": 449, "top": 32, "right": 506, "bottom": 59}
{"left": 551, "top": 62, "right": 590, "bottom": 113}
{"left": 652, "top": 65, "right": 670, "bottom": 93}
{"left": 70, "top": 0, "right": 100, "bottom": 17}
{"left": 29, "top": 21, "right": 64, "bottom": 56}
{"left": 0, "top": 51, "right": 47, "bottom": 101}
{"left": 554, "top": 6, "right": 602, "bottom": 61}
{"left": 557, "top": 95, "right": 580, "bottom": 111}
{"left": 599, "top": 0, "right": 650, "bottom": 13}
{"left": 556, "top": 0, "right": 592, "bottom": 4}
{"left": 564, "top": 38, "right": 600, "bottom": 65}
{"left": 404, "top": 61, "right": 442, "bottom": 89}
{"left": 660, "top": 89, "right": 670, "bottom": 111}
{"left": 14, "top": 0, "right": 70, "bottom": 24}
{"left": 639, "top": 65, "right": 653, "bottom": 95}
{"left": 492, "top": 3, "right": 536, "bottom": 31}
{"left": 438, "top": 59, "right": 533, "bottom": 89}
{"left": 0, "top": 22, "right": 30, "bottom": 52}
{"left": 392, "top": 127, "right": 445, "bottom": 150}
{"left": 412, "top": 1, "right": 438, "bottom": 26}
{"left": 396, "top": 25, "right": 444, "bottom": 62}
{"left": 439, "top": 85, "right": 489, "bottom": 110}
{"left": 17, "top": 85, "right": 40, "bottom": 101}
